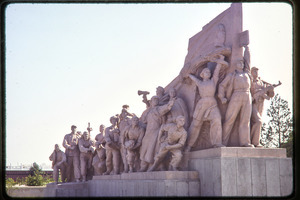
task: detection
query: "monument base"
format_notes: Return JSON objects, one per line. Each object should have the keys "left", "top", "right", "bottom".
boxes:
{"left": 44, "top": 147, "right": 293, "bottom": 197}
{"left": 44, "top": 171, "right": 200, "bottom": 197}
{"left": 187, "top": 147, "right": 293, "bottom": 197}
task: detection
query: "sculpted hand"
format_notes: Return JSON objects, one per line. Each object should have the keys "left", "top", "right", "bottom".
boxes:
{"left": 221, "top": 98, "right": 227, "bottom": 104}
{"left": 164, "top": 145, "right": 172, "bottom": 150}
{"left": 113, "top": 129, "right": 120, "bottom": 134}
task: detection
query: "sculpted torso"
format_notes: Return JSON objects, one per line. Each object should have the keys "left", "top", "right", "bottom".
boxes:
{"left": 95, "top": 134, "right": 105, "bottom": 144}
{"left": 233, "top": 72, "right": 251, "bottom": 90}
{"left": 128, "top": 126, "right": 142, "bottom": 140}
{"left": 196, "top": 79, "right": 217, "bottom": 98}
{"left": 166, "top": 125, "right": 186, "bottom": 145}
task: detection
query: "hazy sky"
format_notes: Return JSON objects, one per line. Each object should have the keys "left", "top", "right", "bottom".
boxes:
{"left": 5, "top": 3, "right": 293, "bottom": 167}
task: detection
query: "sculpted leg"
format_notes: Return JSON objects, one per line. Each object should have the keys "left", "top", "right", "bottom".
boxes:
{"left": 73, "top": 156, "right": 81, "bottom": 181}
{"left": 53, "top": 165, "right": 59, "bottom": 183}
{"left": 251, "top": 104, "right": 263, "bottom": 147}
{"left": 127, "top": 150, "right": 135, "bottom": 173}
{"left": 170, "top": 149, "right": 183, "bottom": 171}
{"left": 120, "top": 147, "right": 128, "bottom": 173}
{"left": 66, "top": 156, "right": 73, "bottom": 182}
{"left": 239, "top": 98, "right": 253, "bottom": 147}
{"left": 139, "top": 160, "right": 149, "bottom": 172}
{"left": 208, "top": 108, "right": 224, "bottom": 147}
{"left": 112, "top": 150, "right": 120, "bottom": 175}
{"left": 186, "top": 118, "right": 203, "bottom": 151}
{"left": 222, "top": 100, "right": 241, "bottom": 146}
{"left": 148, "top": 147, "right": 169, "bottom": 172}
{"left": 60, "top": 165, "right": 66, "bottom": 183}
{"left": 80, "top": 156, "right": 87, "bottom": 181}
{"left": 104, "top": 150, "right": 113, "bottom": 175}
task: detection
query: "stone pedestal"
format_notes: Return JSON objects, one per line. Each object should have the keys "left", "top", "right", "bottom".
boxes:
{"left": 44, "top": 148, "right": 293, "bottom": 197}
{"left": 44, "top": 171, "right": 200, "bottom": 197}
{"left": 89, "top": 171, "right": 200, "bottom": 197}
{"left": 44, "top": 182, "right": 89, "bottom": 197}
{"left": 187, "top": 147, "right": 293, "bottom": 197}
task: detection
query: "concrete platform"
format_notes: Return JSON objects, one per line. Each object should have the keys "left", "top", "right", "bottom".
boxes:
{"left": 44, "top": 147, "right": 293, "bottom": 197}
{"left": 44, "top": 171, "right": 200, "bottom": 197}
{"left": 188, "top": 147, "right": 287, "bottom": 159}
{"left": 187, "top": 147, "right": 293, "bottom": 197}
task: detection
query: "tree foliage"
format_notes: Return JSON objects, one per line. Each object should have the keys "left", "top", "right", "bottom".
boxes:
{"left": 260, "top": 94, "right": 293, "bottom": 156}
{"left": 26, "top": 162, "right": 45, "bottom": 186}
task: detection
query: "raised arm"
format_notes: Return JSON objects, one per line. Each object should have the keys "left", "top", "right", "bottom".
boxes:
{"left": 188, "top": 74, "right": 202, "bottom": 88}
{"left": 158, "top": 97, "right": 175, "bottom": 116}
{"left": 212, "top": 55, "right": 228, "bottom": 85}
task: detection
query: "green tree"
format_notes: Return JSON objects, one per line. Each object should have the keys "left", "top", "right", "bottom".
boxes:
{"left": 260, "top": 94, "right": 293, "bottom": 154}
{"left": 29, "top": 162, "right": 43, "bottom": 176}
{"left": 26, "top": 162, "right": 45, "bottom": 186}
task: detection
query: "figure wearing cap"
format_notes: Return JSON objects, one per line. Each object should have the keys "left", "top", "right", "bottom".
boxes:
{"left": 139, "top": 95, "right": 175, "bottom": 172}
{"left": 78, "top": 131, "right": 96, "bottom": 181}
{"left": 62, "top": 125, "right": 81, "bottom": 182}
{"left": 250, "top": 66, "right": 280, "bottom": 147}
{"left": 218, "top": 59, "right": 254, "bottom": 147}
{"left": 103, "top": 116, "right": 121, "bottom": 175}
{"left": 92, "top": 124, "right": 106, "bottom": 175}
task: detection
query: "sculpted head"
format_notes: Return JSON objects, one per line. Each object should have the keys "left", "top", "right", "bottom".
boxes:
{"left": 156, "top": 86, "right": 165, "bottom": 97}
{"left": 200, "top": 68, "right": 211, "bottom": 79}
{"left": 131, "top": 116, "right": 139, "bottom": 126}
{"left": 99, "top": 124, "right": 105, "bottom": 133}
{"left": 236, "top": 59, "right": 244, "bottom": 71}
{"left": 150, "top": 96, "right": 159, "bottom": 107}
{"left": 110, "top": 116, "right": 118, "bottom": 126}
{"left": 83, "top": 131, "right": 90, "bottom": 141}
{"left": 55, "top": 144, "right": 60, "bottom": 152}
{"left": 251, "top": 67, "right": 259, "bottom": 79}
{"left": 175, "top": 115, "right": 185, "bottom": 128}
{"left": 71, "top": 125, "right": 77, "bottom": 133}
{"left": 169, "top": 88, "right": 177, "bottom": 98}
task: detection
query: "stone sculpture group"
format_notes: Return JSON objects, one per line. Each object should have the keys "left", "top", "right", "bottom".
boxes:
{"left": 49, "top": 19, "right": 282, "bottom": 184}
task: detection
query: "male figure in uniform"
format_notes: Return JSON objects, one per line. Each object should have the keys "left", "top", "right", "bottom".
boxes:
{"left": 103, "top": 116, "right": 121, "bottom": 175}
{"left": 119, "top": 105, "right": 134, "bottom": 173}
{"left": 165, "top": 88, "right": 189, "bottom": 130}
{"left": 139, "top": 96, "right": 175, "bottom": 172}
{"left": 92, "top": 124, "right": 106, "bottom": 175}
{"left": 63, "top": 125, "right": 81, "bottom": 182}
{"left": 148, "top": 115, "right": 187, "bottom": 172}
{"left": 123, "top": 116, "right": 145, "bottom": 173}
{"left": 49, "top": 144, "right": 67, "bottom": 184}
{"left": 78, "top": 131, "right": 96, "bottom": 181}
{"left": 218, "top": 59, "right": 254, "bottom": 147}
{"left": 250, "top": 67, "right": 278, "bottom": 147}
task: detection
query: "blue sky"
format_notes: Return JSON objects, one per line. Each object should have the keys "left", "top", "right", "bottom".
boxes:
{"left": 5, "top": 3, "right": 293, "bottom": 167}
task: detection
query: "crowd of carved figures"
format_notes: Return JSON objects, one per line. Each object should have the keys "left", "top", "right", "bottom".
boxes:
{"left": 49, "top": 62, "right": 280, "bottom": 183}
{"left": 49, "top": 23, "right": 281, "bottom": 183}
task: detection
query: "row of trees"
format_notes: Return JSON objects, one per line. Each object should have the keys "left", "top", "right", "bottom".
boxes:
{"left": 260, "top": 94, "right": 293, "bottom": 157}
{"left": 6, "top": 162, "right": 56, "bottom": 188}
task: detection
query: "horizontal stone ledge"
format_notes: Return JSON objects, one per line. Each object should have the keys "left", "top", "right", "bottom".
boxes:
{"left": 47, "top": 182, "right": 88, "bottom": 189}
{"left": 186, "top": 147, "right": 287, "bottom": 159}
{"left": 92, "top": 171, "right": 199, "bottom": 181}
